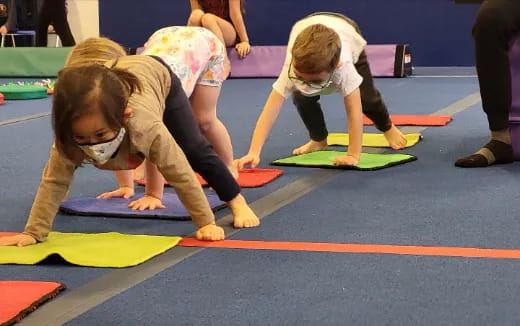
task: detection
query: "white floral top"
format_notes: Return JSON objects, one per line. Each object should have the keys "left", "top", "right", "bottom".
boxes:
{"left": 142, "top": 26, "right": 226, "bottom": 97}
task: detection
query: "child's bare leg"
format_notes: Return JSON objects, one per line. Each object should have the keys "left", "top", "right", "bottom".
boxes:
{"left": 293, "top": 139, "right": 328, "bottom": 155}
{"left": 187, "top": 9, "right": 204, "bottom": 26}
{"left": 132, "top": 161, "right": 146, "bottom": 181}
{"left": 200, "top": 13, "right": 237, "bottom": 47}
{"left": 191, "top": 85, "right": 238, "bottom": 178}
{"left": 227, "top": 193, "right": 259, "bottom": 228}
{"left": 383, "top": 124, "right": 407, "bottom": 150}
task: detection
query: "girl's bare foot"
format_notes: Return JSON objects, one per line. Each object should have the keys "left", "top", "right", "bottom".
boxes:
{"left": 228, "top": 194, "right": 260, "bottom": 228}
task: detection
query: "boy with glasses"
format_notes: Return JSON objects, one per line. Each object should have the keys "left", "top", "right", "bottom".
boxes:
{"left": 236, "top": 12, "right": 406, "bottom": 168}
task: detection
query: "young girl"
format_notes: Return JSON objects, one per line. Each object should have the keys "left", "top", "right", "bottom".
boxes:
{"left": 134, "top": 26, "right": 235, "bottom": 178}
{"left": 71, "top": 35, "right": 260, "bottom": 228}
{"left": 187, "top": 0, "right": 251, "bottom": 58}
{"left": 0, "top": 62, "right": 225, "bottom": 247}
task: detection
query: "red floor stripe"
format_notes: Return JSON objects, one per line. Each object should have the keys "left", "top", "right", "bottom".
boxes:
{"left": 179, "top": 238, "right": 520, "bottom": 259}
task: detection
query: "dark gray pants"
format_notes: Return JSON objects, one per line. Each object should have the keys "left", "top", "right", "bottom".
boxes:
{"left": 473, "top": 0, "right": 520, "bottom": 131}
{"left": 35, "top": 0, "right": 75, "bottom": 47}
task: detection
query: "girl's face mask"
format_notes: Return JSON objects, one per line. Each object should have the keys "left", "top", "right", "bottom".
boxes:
{"left": 78, "top": 128, "right": 126, "bottom": 165}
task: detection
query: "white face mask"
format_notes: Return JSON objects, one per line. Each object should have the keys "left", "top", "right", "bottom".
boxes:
{"left": 291, "top": 72, "right": 335, "bottom": 97}
{"left": 294, "top": 82, "right": 328, "bottom": 97}
{"left": 78, "top": 128, "right": 126, "bottom": 165}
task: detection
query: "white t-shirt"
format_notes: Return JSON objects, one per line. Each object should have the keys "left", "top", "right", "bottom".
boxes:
{"left": 272, "top": 14, "right": 367, "bottom": 98}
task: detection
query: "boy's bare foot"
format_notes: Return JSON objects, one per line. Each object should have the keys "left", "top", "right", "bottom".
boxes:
{"left": 228, "top": 194, "right": 260, "bottom": 228}
{"left": 292, "top": 139, "right": 328, "bottom": 155}
{"left": 383, "top": 124, "right": 407, "bottom": 150}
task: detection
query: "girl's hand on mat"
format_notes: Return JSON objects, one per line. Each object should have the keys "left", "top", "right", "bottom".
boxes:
{"left": 128, "top": 195, "right": 166, "bottom": 211}
{"left": 97, "top": 186, "right": 135, "bottom": 200}
{"left": 236, "top": 153, "right": 260, "bottom": 169}
{"left": 235, "top": 41, "right": 251, "bottom": 58}
{"left": 333, "top": 154, "right": 359, "bottom": 166}
{"left": 0, "top": 234, "right": 37, "bottom": 247}
{"left": 196, "top": 224, "right": 225, "bottom": 241}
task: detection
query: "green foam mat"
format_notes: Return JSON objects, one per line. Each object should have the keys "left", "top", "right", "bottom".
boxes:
{"left": 271, "top": 151, "right": 417, "bottom": 170}
{"left": 0, "top": 83, "right": 48, "bottom": 99}
{"left": 0, "top": 47, "right": 72, "bottom": 77}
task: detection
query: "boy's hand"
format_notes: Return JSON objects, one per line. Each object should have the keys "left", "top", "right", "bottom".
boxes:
{"left": 0, "top": 25, "right": 7, "bottom": 35}
{"left": 236, "top": 152, "right": 260, "bottom": 169}
{"left": 128, "top": 195, "right": 166, "bottom": 211}
{"left": 97, "top": 186, "right": 135, "bottom": 200}
{"left": 196, "top": 224, "right": 225, "bottom": 241}
{"left": 333, "top": 154, "right": 359, "bottom": 166}
{"left": 0, "top": 234, "right": 37, "bottom": 247}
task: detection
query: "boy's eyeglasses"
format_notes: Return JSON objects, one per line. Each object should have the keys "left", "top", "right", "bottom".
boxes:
{"left": 288, "top": 59, "right": 334, "bottom": 89}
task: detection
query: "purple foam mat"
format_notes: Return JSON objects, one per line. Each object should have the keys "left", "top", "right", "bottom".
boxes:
{"left": 227, "top": 45, "right": 406, "bottom": 78}
{"left": 135, "top": 45, "right": 405, "bottom": 78}
{"left": 364, "top": 45, "right": 397, "bottom": 77}
{"left": 227, "top": 45, "right": 286, "bottom": 78}
{"left": 508, "top": 37, "right": 520, "bottom": 159}
{"left": 59, "top": 193, "right": 226, "bottom": 220}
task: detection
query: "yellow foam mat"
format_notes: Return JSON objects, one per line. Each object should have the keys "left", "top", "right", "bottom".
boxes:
{"left": 327, "top": 133, "right": 422, "bottom": 148}
{"left": 0, "top": 232, "right": 181, "bottom": 268}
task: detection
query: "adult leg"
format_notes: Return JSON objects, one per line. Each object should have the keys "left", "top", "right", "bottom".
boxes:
{"left": 35, "top": 0, "right": 52, "bottom": 47}
{"left": 455, "top": 0, "right": 520, "bottom": 167}
{"left": 47, "top": 0, "right": 75, "bottom": 46}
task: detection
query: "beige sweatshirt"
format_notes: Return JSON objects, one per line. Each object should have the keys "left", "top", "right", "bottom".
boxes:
{"left": 24, "top": 55, "right": 215, "bottom": 242}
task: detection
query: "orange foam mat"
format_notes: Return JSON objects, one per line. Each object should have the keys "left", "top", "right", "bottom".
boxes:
{"left": 179, "top": 238, "right": 520, "bottom": 259}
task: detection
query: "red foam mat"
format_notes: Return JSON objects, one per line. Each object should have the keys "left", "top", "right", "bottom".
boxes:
{"left": 363, "top": 114, "right": 453, "bottom": 126}
{"left": 0, "top": 281, "right": 66, "bottom": 326}
{"left": 138, "top": 168, "right": 284, "bottom": 188}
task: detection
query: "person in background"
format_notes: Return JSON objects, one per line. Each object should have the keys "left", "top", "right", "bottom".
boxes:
{"left": 187, "top": 0, "right": 251, "bottom": 58}
{"left": 35, "top": 0, "right": 75, "bottom": 46}
{"left": 455, "top": 0, "right": 520, "bottom": 167}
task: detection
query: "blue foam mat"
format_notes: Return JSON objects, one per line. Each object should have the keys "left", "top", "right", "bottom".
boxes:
{"left": 59, "top": 193, "right": 226, "bottom": 220}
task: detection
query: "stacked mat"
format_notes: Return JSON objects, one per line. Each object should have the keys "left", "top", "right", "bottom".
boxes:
{"left": 0, "top": 83, "right": 48, "bottom": 100}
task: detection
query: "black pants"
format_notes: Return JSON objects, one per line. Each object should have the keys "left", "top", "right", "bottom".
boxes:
{"left": 473, "top": 0, "right": 520, "bottom": 131}
{"left": 35, "top": 0, "right": 75, "bottom": 47}
{"left": 155, "top": 57, "right": 240, "bottom": 202}
{"left": 292, "top": 16, "right": 392, "bottom": 141}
